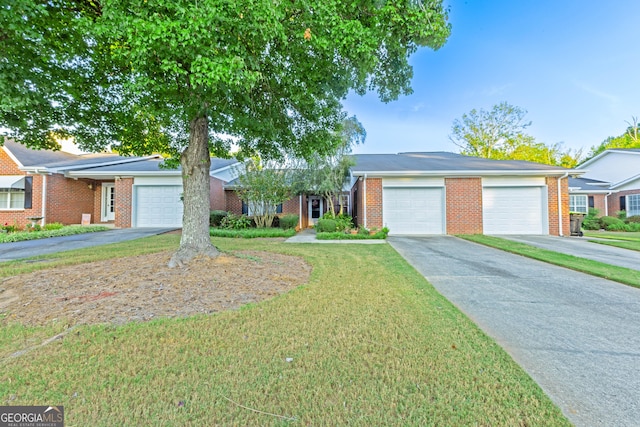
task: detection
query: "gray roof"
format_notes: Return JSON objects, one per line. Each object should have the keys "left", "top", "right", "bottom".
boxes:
{"left": 73, "top": 157, "right": 238, "bottom": 174}
{"left": 351, "top": 152, "right": 573, "bottom": 175}
{"left": 3, "top": 139, "right": 238, "bottom": 175}
{"left": 3, "top": 139, "right": 134, "bottom": 169}
{"left": 568, "top": 177, "right": 611, "bottom": 192}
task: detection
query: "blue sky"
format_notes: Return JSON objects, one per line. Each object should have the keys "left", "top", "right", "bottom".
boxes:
{"left": 344, "top": 0, "right": 640, "bottom": 157}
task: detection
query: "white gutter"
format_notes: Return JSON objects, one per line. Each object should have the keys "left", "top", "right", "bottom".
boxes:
{"left": 41, "top": 174, "right": 47, "bottom": 226}
{"left": 298, "top": 195, "right": 302, "bottom": 230}
{"left": 605, "top": 192, "right": 613, "bottom": 216}
{"left": 558, "top": 172, "right": 569, "bottom": 236}
{"left": 351, "top": 169, "right": 580, "bottom": 177}
{"left": 363, "top": 174, "right": 367, "bottom": 229}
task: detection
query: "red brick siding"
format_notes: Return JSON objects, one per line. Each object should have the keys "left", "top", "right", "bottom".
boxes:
{"left": 364, "top": 178, "right": 383, "bottom": 229}
{"left": 590, "top": 194, "right": 607, "bottom": 215}
{"left": 44, "top": 174, "right": 95, "bottom": 225}
{"left": 210, "top": 177, "right": 226, "bottom": 211}
{"left": 445, "top": 178, "right": 483, "bottom": 234}
{"left": 115, "top": 178, "right": 133, "bottom": 228}
{"left": 0, "top": 174, "right": 44, "bottom": 229}
{"left": 547, "top": 177, "right": 569, "bottom": 236}
{"left": 225, "top": 191, "right": 243, "bottom": 215}
{"left": 0, "top": 148, "right": 22, "bottom": 175}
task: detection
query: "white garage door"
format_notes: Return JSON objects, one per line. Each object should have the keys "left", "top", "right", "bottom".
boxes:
{"left": 483, "top": 187, "right": 546, "bottom": 234}
{"left": 135, "top": 186, "right": 183, "bottom": 227}
{"left": 383, "top": 187, "right": 445, "bottom": 235}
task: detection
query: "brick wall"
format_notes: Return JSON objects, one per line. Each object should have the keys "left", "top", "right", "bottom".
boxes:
{"left": 364, "top": 177, "right": 383, "bottom": 229}
{"left": 115, "top": 178, "right": 133, "bottom": 228}
{"left": 590, "top": 194, "right": 607, "bottom": 216}
{"left": 225, "top": 190, "right": 243, "bottom": 215}
{"left": 446, "top": 177, "right": 483, "bottom": 234}
{"left": 547, "top": 176, "right": 569, "bottom": 236}
{"left": 210, "top": 177, "right": 226, "bottom": 211}
{"left": 0, "top": 148, "right": 22, "bottom": 175}
{"left": 45, "top": 174, "right": 95, "bottom": 225}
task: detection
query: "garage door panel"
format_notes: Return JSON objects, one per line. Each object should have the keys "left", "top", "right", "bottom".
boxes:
{"left": 483, "top": 187, "right": 546, "bottom": 234}
{"left": 383, "top": 187, "right": 444, "bottom": 235}
{"left": 135, "top": 186, "right": 183, "bottom": 227}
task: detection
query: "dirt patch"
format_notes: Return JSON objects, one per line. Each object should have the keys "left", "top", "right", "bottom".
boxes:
{"left": 0, "top": 250, "right": 311, "bottom": 326}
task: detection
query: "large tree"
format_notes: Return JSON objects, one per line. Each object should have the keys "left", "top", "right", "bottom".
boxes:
{"left": 450, "top": 102, "right": 581, "bottom": 167}
{"left": 584, "top": 116, "right": 640, "bottom": 161}
{"left": 1, "top": 0, "right": 450, "bottom": 266}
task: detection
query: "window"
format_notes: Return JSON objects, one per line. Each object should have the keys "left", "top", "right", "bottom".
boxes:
{"left": 241, "top": 200, "right": 282, "bottom": 215}
{"left": 627, "top": 194, "right": 640, "bottom": 217}
{"left": 588, "top": 196, "right": 594, "bottom": 209}
{"left": 0, "top": 189, "right": 25, "bottom": 209}
{"left": 338, "top": 194, "right": 350, "bottom": 215}
{"left": 620, "top": 196, "right": 626, "bottom": 212}
{"left": 569, "top": 194, "right": 588, "bottom": 213}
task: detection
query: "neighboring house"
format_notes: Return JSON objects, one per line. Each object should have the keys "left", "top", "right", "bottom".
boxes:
{"left": 1, "top": 139, "right": 239, "bottom": 228}
{"left": 571, "top": 149, "right": 640, "bottom": 217}
{"left": 349, "top": 152, "right": 581, "bottom": 236}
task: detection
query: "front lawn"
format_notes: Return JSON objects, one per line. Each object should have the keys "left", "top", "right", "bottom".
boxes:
{"left": 583, "top": 231, "right": 640, "bottom": 252}
{"left": 460, "top": 234, "right": 640, "bottom": 288}
{"left": 209, "top": 227, "right": 296, "bottom": 239}
{"left": 0, "top": 236, "right": 569, "bottom": 425}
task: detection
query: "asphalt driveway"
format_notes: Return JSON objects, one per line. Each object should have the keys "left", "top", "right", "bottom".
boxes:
{"left": 389, "top": 236, "right": 640, "bottom": 427}
{"left": 0, "top": 228, "right": 177, "bottom": 262}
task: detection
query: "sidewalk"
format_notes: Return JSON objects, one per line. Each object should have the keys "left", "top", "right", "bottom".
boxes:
{"left": 285, "top": 228, "right": 386, "bottom": 244}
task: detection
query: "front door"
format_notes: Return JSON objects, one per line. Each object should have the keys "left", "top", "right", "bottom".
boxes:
{"left": 102, "top": 183, "right": 115, "bottom": 221}
{"left": 308, "top": 196, "right": 323, "bottom": 225}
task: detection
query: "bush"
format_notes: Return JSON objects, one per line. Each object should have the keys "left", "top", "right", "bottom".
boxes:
{"left": 209, "top": 210, "right": 228, "bottom": 227}
{"left": 279, "top": 214, "right": 299, "bottom": 229}
{"left": 581, "top": 217, "right": 601, "bottom": 230}
{"left": 600, "top": 216, "right": 624, "bottom": 230}
{"left": 626, "top": 215, "right": 640, "bottom": 224}
{"left": 322, "top": 212, "right": 353, "bottom": 231}
{"left": 606, "top": 222, "right": 628, "bottom": 231}
{"left": 316, "top": 218, "right": 337, "bottom": 232}
{"left": 616, "top": 210, "right": 627, "bottom": 220}
{"left": 220, "top": 213, "right": 252, "bottom": 230}
{"left": 44, "top": 222, "right": 64, "bottom": 231}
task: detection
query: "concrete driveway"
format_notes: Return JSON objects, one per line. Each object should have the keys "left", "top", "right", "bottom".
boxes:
{"left": 389, "top": 236, "right": 640, "bottom": 427}
{"left": 496, "top": 234, "right": 640, "bottom": 271}
{"left": 0, "top": 228, "right": 177, "bottom": 262}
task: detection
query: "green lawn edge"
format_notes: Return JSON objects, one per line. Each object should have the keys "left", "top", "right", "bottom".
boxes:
{"left": 458, "top": 234, "right": 640, "bottom": 289}
{"left": 0, "top": 236, "right": 569, "bottom": 426}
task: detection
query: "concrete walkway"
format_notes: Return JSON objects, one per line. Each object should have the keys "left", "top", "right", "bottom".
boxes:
{"left": 495, "top": 234, "right": 640, "bottom": 271}
{"left": 389, "top": 236, "right": 640, "bottom": 427}
{"left": 285, "top": 228, "right": 386, "bottom": 244}
{"left": 0, "top": 228, "right": 177, "bottom": 262}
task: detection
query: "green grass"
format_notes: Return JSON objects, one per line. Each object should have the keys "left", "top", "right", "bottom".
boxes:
{"left": 583, "top": 231, "right": 640, "bottom": 251}
{"left": 210, "top": 227, "right": 296, "bottom": 238}
{"left": 316, "top": 231, "right": 387, "bottom": 240}
{"left": 459, "top": 234, "right": 640, "bottom": 288}
{"left": 0, "top": 237, "right": 570, "bottom": 426}
{"left": 0, "top": 225, "right": 110, "bottom": 243}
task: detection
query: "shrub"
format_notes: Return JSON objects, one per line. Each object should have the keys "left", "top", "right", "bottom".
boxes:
{"left": 279, "top": 214, "right": 299, "bottom": 229}
{"left": 581, "top": 217, "right": 601, "bottom": 230}
{"left": 316, "top": 218, "right": 337, "bottom": 232}
{"left": 605, "top": 222, "right": 628, "bottom": 231}
{"left": 626, "top": 215, "right": 640, "bottom": 224}
{"left": 209, "top": 210, "right": 228, "bottom": 227}
{"left": 587, "top": 207, "right": 600, "bottom": 217}
{"left": 44, "top": 222, "right": 64, "bottom": 231}
{"left": 220, "top": 213, "right": 252, "bottom": 230}
{"left": 600, "top": 216, "right": 624, "bottom": 230}
{"left": 616, "top": 210, "right": 627, "bottom": 220}
{"left": 321, "top": 212, "right": 353, "bottom": 231}
{"left": 1, "top": 222, "right": 19, "bottom": 233}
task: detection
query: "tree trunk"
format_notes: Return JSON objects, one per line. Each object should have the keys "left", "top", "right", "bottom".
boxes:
{"left": 168, "top": 115, "right": 220, "bottom": 268}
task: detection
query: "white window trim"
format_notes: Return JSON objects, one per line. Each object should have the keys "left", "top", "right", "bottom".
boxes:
{"left": 0, "top": 188, "right": 25, "bottom": 210}
{"left": 627, "top": 194, "right": 640, "bottom": 217}
{"left": 570, "top": 194, "right": 588, "bottom": 214}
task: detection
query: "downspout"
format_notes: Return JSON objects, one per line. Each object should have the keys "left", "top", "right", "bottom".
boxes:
{"left": 41, "top": 173, "right": 47, "bottom": 226}
{"left": 298, "top": 194, "right": 302, "bottom": 230}
{"left": 363, "top": 174, "right": 368, "bottom": 229}
{"left": 604, "top": 191, "right": 612, "bottom": 217}
{"left": 557, "top": 172, "right": 569, "bottom": 236}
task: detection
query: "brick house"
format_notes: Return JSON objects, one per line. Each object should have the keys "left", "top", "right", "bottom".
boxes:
{"left": 349, "top": 152, "right": 580, "bottom": 236}
{"left": 1, "top": 139, "right": 239, "bottom": 228}
{"left": 569, "top": 149, "right": 640, "bottom": 217}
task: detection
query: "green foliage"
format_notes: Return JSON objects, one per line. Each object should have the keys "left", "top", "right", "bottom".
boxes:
{"left": 1, "top": 222, "right": 20, "bottom": 233}
{"left": 316, "top": 218, "right": 337, "bottom": 233}
{"left": 617, "top": 210, "right": 627, "bottom": 220}
{"left": 450, "top": 102, "right": 581, "bottom": 167}
{"left": 584, "top": 117, "right": 640, "bottom": 161}
{"left": 316, "top": 226, "right": 389, "bottom": 240}
{"left": 322, "top": 212, "right": 353, "bottom": 231}
{"left": 43, "top": 222, "right": 64, "bottom": 231}
{"left": 219, "top": 213, "right": 252, "bottom": 230}
{"left": 278, "top": 214, "right": 299, "bottom": 230}
{"left": 0, "top": 225, "right": 110, "bottom": 243}
{"left": 627, "top": 215, "right": 640, "bottom": 223}
{"left": 209, "top": 210, "right": 228, "bottom": 227}
{"left": 601, "top": 216, "right": 624, "bottom": 229}
{"left": 210, "top": 227, "right": 296, "bottom": 238}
